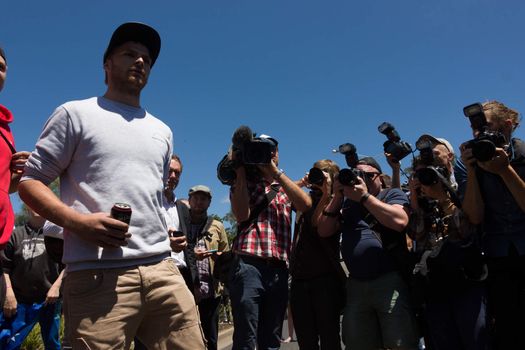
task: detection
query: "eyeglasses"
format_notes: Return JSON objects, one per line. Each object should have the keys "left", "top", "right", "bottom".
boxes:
{"left": 363, "top": 172, "right": 380, "bottom": 181}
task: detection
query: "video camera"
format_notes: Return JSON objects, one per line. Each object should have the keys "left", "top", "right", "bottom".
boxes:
{"left": 463, "top": 103, "right": 507, "bottom": 162}
{"left": 378, "top": 122, "right": 413, "bottom": 162}
{"left": 217, "top": 126, "right": 278, "bottom": 185}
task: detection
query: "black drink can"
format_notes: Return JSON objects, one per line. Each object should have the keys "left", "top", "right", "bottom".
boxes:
{"left": 111, "top": 203, "right": 132, "bottom": 225}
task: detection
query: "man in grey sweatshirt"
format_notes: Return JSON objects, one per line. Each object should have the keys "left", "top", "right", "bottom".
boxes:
{"left": 18, "top": 22, "right": 206, "bottom": 349}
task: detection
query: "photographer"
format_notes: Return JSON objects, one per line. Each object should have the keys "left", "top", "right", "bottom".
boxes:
{"left": 228, "top": 134, "right": 311, "bottom": 350}
{"left": 289, "top": 159, "right": 345, "bottom": 350}
{"left": 459, "top": 101, "right": 525, "bottom": 349}
{"left": 318, "top": 157, "right": 418, "bottom": 350}
{"left": 408, "top": 154, "right": 489, "bottom": 350}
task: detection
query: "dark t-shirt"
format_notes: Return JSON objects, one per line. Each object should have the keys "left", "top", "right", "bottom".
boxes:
{"left": 1, "top": 224, "right": 61, "bottom": 304}
{"left": 341, "top": 188, "right": 409, "bottom": 281}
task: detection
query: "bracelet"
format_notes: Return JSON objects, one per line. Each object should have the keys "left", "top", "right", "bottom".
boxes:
{"left": 273, "top": 170, "right": 284, "bottom": 181}
{"left": 360, "top": 193, "right": 371, "bottom": 205}
{"left": 322, "top": 210, "right": 339, "bottom": 218}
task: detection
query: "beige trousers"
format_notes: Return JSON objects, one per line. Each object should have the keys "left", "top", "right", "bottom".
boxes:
{"left": 63, "top": 258, "right": 206, "bottom": 350}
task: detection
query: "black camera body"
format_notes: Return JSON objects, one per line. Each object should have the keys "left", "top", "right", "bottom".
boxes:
{"left": 338, "top": 168, "right": 365, "bottom": 187}
{"left": 308, "top": 167, "right": 325, "bottom": 186}
{"left": 414, "top": 166, "right": 449, "bottom": 186}
{"left": 337, "top": 143, "right": 359, "bottom": 168}
{"left": 217, "top": 126, "right": 277, "bottom": 185}
{"left": 464, "top": 132, "right": 506, "bottom": 162}
{"left": 463, "top": 103, "right": 507, "bottom": 162}
{"left": 378, "top": 122, "right": 412, "bottom": 162}
{"left": 242, "top": 139, "right": 274, "bottom": 165}
{"left": 414, "top": 139, "right": 449, "bottom": 186}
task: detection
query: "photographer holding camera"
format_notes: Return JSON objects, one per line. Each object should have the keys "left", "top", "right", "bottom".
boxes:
{"left": 408, "top": 150, "right": 489, "bottom": 350}
{"left": 318, "top": 156, "right": 418, "bottom": 350}
{"left": 227, "top": 131, "right": 311, "bottom": 350}
{"left": 289, "top": 159, "right": 345, "bottom": 350}
{"left": 459, "top": 100, "right": 525, "bottom": 349}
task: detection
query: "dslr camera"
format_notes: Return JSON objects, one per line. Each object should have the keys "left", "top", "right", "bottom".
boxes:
{"left": 332, "top": 142, "right": 365, "bottom": 187}
{"left": 413, "top": 139, "right": 449, "bottom": 186}
{"left": 378, "top": 122, "right": 413, "bottom": 162}
{"left": 217, "top": 126, "right": 277, "bottom": 185}
{"left": 463, "top": 103, "right": 507, "bottom": 162}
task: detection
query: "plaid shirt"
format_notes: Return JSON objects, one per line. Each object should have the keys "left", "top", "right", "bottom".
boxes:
{"left": 232, "top": 180, "right": 292, "bottom": 262}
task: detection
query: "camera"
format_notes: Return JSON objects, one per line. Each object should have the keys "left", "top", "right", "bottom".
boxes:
{"left": 413, "top": 139, "right": 449, "bottom": 186}
{"left": 308, "top": 167, "right": 325, "bottom": 186}
{"left": 333, "top": 142, "right": 363, "bottom": 186}
{"left": 338, "top": 168, "right": 365, "bottom": 187}
{"left": 217, "top": 126, "right": 277, "bottom": 185}
{"left": 336, "top": 143, "right": 359, "bottom": 168}
{"left": 414, "top": 167, "right": 449, "bottom": 186}
{"left": 463, "top": 103, "right": 507, "bottom": 162}
{"left": 378, "top": 122, "right": 413, "bottom": 162}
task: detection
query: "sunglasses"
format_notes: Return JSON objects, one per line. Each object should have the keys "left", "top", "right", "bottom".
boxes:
{"left": 363, "top": 172, "right": 380, "bottom": 181}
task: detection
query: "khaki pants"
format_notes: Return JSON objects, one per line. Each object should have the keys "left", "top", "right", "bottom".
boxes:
{"left": 63, "top": 258, "right": 206, "bottom": 350}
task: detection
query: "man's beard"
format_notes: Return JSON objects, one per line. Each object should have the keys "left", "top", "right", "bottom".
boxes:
{"left": 112, "top": 72, "right": 146, "bottom": 95}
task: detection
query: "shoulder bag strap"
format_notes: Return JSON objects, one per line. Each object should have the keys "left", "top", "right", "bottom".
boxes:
{"left": 0, "top": 129, "right": 16, "bottom": 154}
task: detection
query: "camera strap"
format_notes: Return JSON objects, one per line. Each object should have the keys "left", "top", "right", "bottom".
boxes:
{"left": 237, "top": 183, "right": 280, "bottom": 235}
{"left": 433, "top": 168, "right": 462, "bottom": 209}
{"left": 0, "top": 129, "right": 16, "bottom": 154}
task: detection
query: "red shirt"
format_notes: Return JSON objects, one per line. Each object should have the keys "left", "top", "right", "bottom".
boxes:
{"left": 232, "top": 180, "right": 292, "bottom": 262}
{"left": 0, "top": 104, "right": 15, "bottom": 249}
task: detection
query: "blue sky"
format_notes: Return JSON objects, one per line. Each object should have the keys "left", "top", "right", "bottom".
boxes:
{"left": 2, "top": 0, "right": 525, "bottom": 219}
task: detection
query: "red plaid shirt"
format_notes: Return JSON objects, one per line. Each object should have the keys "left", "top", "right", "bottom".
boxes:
{"left": 232, "top": 180, "right": 292, "bottom": 262}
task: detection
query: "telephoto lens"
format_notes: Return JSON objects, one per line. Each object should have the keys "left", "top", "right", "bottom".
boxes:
{"left": 338, "top": 168, "right": 360, "bottom": 187}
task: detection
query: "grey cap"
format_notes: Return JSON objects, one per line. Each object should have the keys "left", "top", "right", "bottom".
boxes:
{"left": 416, "top": 134, "right": 455, "bottom": 155}
{"left": 188, "top": 185, "right": 212, "bottom": 198}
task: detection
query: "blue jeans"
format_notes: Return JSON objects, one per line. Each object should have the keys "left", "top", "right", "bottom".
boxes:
{"left": 228, "top": 255, "right": 288, "bottom": 350}
{"left": 0, "top": 301, "right": 62, "bottom": 350}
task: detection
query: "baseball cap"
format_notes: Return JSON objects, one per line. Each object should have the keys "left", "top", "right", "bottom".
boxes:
{"left": 357, "top": 156, "right": 383, "bottom": 174}
{"left": 416, "top": 134, "right": 455, "bottom": 155}
{"left": 189, "top": 185, "right": 212, "bottom": 198}
{"left": 103, "top": 22, "right": 161, "bottom": 67}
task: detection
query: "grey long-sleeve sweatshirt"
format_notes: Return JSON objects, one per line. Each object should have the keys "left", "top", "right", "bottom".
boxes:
{"left": 22, "top": 97, "right": 173, "bottom": 271}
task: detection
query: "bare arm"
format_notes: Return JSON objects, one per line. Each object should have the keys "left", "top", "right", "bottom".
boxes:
{"left": 230, "top": 166, "right": 250, "bottom": 223}
{"left": 385, "top": 152, "right": 401, "bottom": 189}
{"left": 317, "top": 180, "right": 344, "bottom": 237}
{"left": 479, "top": 148, "right": 525, "bottom": 213}
{"left": 18, "top": 179, "right": 130, "bottom": 248}
{"left": 3, "top": 273, "right": 17, "bottom": 318}
{"left": 344, "top": 177, "right": 408, "bottom": 232}
{"left": 45, "top": 269, "right": 65, "bottom": 304}
{"left": 8, "top": 151, "right": 31, "bottom": 193}
{"left": 459, "top": 144, "right": 484, "bottom": 225}
{"left": 258, "top": 162, "right": 311, "bottom": 213}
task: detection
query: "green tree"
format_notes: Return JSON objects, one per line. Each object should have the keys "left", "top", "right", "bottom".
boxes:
{"left": 222, "top": 210, "right": 237, "bottom": 243}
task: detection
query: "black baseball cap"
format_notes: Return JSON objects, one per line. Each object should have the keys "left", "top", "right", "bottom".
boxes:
{"left": 103, "top": 22, "right": 161, "bottom": 67}
{"left": 357, "top": 156, "right": 383, "bottom": 174}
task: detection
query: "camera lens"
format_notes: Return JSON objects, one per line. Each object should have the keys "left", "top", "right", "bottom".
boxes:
{"left": 308, "top": 167, "right": 325, "bottom": 186}
{"left": 338, "top": 168, "right": 357, "bottom": 187}
{"left": 472, "top": 139, "right": 496, "bottom": 162}
{"left": 415, "top": 167, "right": 439, "bottom": 186}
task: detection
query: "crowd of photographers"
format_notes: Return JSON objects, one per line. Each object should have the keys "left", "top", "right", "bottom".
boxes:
{"left": 218, "top": 100, "right": 525, "bottom": 350}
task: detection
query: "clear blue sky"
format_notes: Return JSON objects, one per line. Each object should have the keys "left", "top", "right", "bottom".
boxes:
{"left": 2, "top": 0, "right": 525, "bottom": 219}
